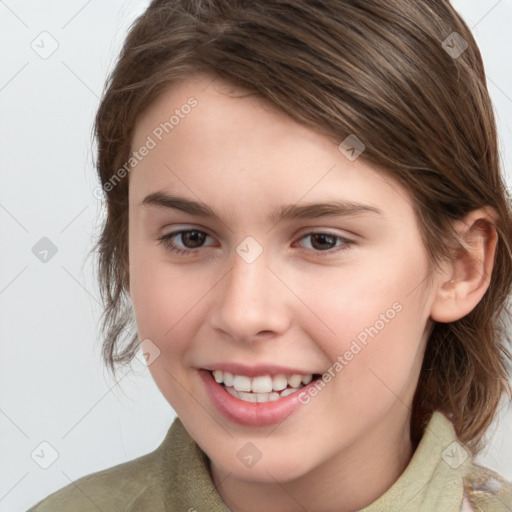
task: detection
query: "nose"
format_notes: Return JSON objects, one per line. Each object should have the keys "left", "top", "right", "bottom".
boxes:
{"left": 209, "top": 244, "right": 291, "bottom": 343}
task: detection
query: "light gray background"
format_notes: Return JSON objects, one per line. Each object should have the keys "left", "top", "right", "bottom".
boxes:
{"left": 1, "top": 1, "right": 511, "bottom": 510}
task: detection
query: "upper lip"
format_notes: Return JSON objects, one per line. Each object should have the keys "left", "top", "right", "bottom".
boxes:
{"left": 201, "top": 363, "right": 321, "bottom": 377}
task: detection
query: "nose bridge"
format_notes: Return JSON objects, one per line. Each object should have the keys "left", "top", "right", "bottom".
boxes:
{"left": 227, "top": 240, "right": 274, "bottom": 315}
{"left": 210, "top": 237, "right": 289, "bottom": 340}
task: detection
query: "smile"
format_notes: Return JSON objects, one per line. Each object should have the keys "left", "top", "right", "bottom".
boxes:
{"left": 210, "top": 370, "right": 319, "bottom": 403}
{"left": 199, "top": 368, "right": 323, "bottom": 426}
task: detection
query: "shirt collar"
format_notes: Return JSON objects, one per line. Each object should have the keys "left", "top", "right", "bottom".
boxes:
{"left": 162, "top": 411, "right": 469, "bottom": 511}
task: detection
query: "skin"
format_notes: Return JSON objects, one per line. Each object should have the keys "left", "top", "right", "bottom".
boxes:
{"left": 127, "top": 73, "right": 497, "bottom": 512}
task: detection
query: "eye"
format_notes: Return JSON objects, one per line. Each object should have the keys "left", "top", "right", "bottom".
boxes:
{"left": 294, "top": 231, "right": 354, "bottom": 258}
{"left": 157, "top": 229, "right": 213, "bottom": 255}
{"left": 157, "top": 228, "right": 355, "bottom": 259}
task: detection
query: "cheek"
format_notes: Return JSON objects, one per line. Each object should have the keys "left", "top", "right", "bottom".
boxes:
{"left": 128, "top": 251, "right": 209, "bottom": 410}
{"left": 297, "top": 248, "right": 430, "bottom": 398}
{"left": 129, "top": 248, "right": 205, "bottom": 354}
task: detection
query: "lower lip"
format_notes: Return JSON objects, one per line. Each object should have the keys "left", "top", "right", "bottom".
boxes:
{"left": 199, "top": 369, "right": 318, "bottom": 426}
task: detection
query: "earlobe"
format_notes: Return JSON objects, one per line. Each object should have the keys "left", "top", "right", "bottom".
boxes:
{"left": 430, "top": 207, "right": 498, "bottom": 323}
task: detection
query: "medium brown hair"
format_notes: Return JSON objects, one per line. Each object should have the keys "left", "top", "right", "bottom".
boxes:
{"left": 90, "top": 0, "right": 512, "bottom": 452}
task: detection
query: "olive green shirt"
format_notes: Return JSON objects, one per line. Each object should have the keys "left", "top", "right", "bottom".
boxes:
{"left": 28, "top": 411, "right": 512, "bottom": 511}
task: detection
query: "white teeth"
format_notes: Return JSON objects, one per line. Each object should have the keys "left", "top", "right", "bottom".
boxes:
{"left": 225, "top": 388, "right": 291, "bottom": 403}
{"left": 302, "top": 374, "right": 313, "bottom": 385}
{"left": 233, "top": 375, "right": 252, "bottom": 392}
{"left": 252, "top": 375, "right": 273, "bottom": 393}
{"left": 287, "top": 374, "right": 303, "bottom": 388}
{"left": 280, "top": 388, "right": 299, "bottom": 398}
{"left": 238, "top": 391, "right": 257, "bottom": 402}
{"left": 211, "top": 369, "right": 316, "bottom": 399}
{"left": 223, "top": 371, "right": 234, "bottom": 387}
{"left": 272, "top": 374, "right": 288, "bottom": 391}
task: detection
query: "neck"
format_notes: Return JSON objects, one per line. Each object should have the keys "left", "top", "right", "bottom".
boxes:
{"left": 210, "top": 403, "right": 414, "bottom": 512}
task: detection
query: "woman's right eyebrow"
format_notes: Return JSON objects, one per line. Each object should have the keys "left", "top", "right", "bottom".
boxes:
{"left": 140, "top": 191, "right": 383, "bottom": 224}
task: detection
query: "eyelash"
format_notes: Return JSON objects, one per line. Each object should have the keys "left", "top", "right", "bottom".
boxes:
{"left": 156, "top": 229, "right": 355, "bottom": 259}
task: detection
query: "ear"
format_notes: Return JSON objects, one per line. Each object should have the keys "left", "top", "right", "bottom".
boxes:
{"left": 430, "top": 207, "right": 498, "bottom": 323}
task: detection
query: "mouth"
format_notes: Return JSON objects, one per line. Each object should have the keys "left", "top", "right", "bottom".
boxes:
{"left": 207, "top": 369, "right": 323, "bottom": 403}
{"left": 199, "top": 367, "right": 325, "bottom": 426}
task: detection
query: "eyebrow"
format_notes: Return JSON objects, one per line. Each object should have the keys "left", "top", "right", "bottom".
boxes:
{"left": 140, "top": 191, "right": 382, "bottom": 223}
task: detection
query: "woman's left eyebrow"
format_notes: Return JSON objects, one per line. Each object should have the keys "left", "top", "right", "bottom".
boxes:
{"left": 140, "top": 191, "right": 382, "bottom": 223}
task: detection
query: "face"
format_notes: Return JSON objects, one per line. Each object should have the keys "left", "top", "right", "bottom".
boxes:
{"left": 127, "top": 73, "right": 438, "bottom": 484}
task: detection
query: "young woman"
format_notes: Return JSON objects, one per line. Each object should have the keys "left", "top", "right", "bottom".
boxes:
{"left": 29, "top": 1, "right": 512, "bottom": 510}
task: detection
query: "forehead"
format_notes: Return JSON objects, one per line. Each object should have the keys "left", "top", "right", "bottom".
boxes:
{"left": 128, "top": 74, "right": 415, "bottom": 227}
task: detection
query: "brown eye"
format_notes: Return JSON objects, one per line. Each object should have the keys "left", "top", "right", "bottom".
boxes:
{"left": 308, "top": 233, "right": 338, "bottom": 251}
{"left": 157, "top": 229, "right": 212, "bottom": 255}
{"left": 179, "top": 230, "right": 206, "bottom": 248}
{"left": 296, "top": 231, "right": 355, "bottom": 259}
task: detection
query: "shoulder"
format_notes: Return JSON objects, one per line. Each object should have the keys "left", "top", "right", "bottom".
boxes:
{"left": 462, "top": 461, "right": 512, "bottom": 511}
{"left": 27, "top": 436, "right": 168, "bottom": 512}
{"left": 405, "top": 411, "right": 512, "bottom": 512}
